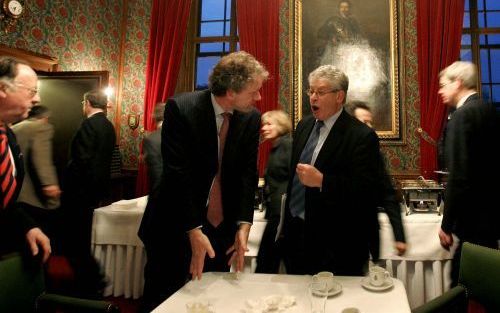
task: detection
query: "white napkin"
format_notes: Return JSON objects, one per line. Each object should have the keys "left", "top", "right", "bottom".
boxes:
{"left": 111, "top": 199, "right": 138, "bottom": 210}
{"left": 243, "top": 295, "right": 296, "bottom": 313}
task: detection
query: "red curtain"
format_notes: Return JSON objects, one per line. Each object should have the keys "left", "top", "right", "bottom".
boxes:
{"left": 236, "top": 0, "right": 282, "bottom": 176}
{"left": 136, "top": 0, "right": 192, "bottom": 196}
{"left": 417, "top": 0, "right": 464, "bottom": 179}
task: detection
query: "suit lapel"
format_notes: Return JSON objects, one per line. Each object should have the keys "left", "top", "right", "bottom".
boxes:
{"left": 314, "top": 110, "right": 350, "bottom": 169}
{"left": 292, "top": 117, "right": 315, "bottom": 167}
{"left": 194, "top": 91, "right": 218, "bottom": 171}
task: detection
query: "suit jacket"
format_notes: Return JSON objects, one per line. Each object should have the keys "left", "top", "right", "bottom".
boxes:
{"left": 263, "top": 135, "right": 292, "bottom": 220}
{"left": 12, "top": 119, "right": 59, "bottom": 209}
{"left": 143, "top": 128, "right": 162, "bottom": 193}
{"left": 139, "top": 89, "right": 260, "bottom": 247}
{"left": 0, "top": 127, "right": 37, "bottom": 255}
{"left": 64, "top": 112, "right": 116, "bottom": 205}
{"left": 442, "top": 94, "right": 500, "bottom": 243}
{"left": 284, "top": 110, "right": 382, "bottom": 273}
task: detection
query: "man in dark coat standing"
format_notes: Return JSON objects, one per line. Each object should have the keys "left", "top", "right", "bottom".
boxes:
{"left": 283, "top": 64, "right": 382, "bottom": 276}
{"left": 0, "top": 56, "right": 51, "bottom": 262}
{"left": 60, "top": 89, "right": 116, "bottom": 298}
{"left": 139, "top": 51, "right": 268, "bottom": 311}
{"left": 437, "top": 61, "right": 500, "bottom": 286}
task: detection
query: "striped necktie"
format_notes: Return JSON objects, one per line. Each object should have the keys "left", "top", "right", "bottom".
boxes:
{"left": 289, "top": 120, "right": 324, "bottom": 219}
{"left": 207, "top": 112, "right": 231, "bottom": 227}
{"left": 0, "top": 126, "right": 17, "bottom": 209}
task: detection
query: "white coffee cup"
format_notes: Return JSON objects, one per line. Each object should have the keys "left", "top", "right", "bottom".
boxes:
{"left": 312, "top": 271, "right": 335, "bottom": 291}
{"left": 368, "top": 266, "right": 390, "bottom": 287}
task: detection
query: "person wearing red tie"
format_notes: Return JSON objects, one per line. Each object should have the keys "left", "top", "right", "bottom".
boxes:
{"left": 0, "top": 56, "right": 51, "bottom": 262}
{"left": 139, "top": 51, "right": 269, "bottom": 311}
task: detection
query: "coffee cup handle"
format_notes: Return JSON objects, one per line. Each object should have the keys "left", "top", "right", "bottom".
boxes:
{"left": 312, "top": 275, "right": 319, "bottom": 283}
{"left": 384, "top": 270, "right": 390, "bottom": 281}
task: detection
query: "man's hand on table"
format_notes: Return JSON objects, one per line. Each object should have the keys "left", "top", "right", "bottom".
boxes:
{"left": 188, "top": 228, "right": 215, "bottom": 280}
{"left": 226, "top": 223, "right": 251, "bottom": 272}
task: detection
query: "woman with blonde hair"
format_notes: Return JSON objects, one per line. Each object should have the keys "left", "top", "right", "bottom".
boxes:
{"left": 256, "top": 110, "right": 292, "bottom": 273}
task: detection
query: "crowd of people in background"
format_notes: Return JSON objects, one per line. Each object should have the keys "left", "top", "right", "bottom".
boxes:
{"left": 1, "top": 49, "right": 499, "bottom": 312}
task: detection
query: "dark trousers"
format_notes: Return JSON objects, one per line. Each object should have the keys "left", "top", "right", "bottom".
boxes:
{"left": 283, "top": 216, "right": 367, "bottom": 276}
{"left": 283, "top": 216, "right": 307, "bottom": 274}
{"left": 56, "top": 194, "right": 105, "bottom": 299}
{"left": 141, "top": 221, "right": 234, "bottom": 313}
{"left": 256, "top": 218, "right": 283, "bottom": 274}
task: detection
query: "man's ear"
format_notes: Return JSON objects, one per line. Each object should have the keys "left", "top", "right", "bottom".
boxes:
{"left": 0, "top": 81, "right": 9, "bottom": 98}
{"left": 337, "top": 90, "right": 346, "bottom": 103}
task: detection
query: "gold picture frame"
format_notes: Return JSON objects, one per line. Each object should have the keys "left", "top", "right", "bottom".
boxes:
{"left": 290, "top": 0, "right": 403, "bottom": 140}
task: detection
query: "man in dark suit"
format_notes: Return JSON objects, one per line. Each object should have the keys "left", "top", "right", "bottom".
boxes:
{"left": 60, "top": 89, "right": 116, "bottom": 298}
{"left": 139, "top": 51, "right": 268, "bottom": 311}
{"left": 437, "top": 61, "right": 500, "bottom": 286}
{"left": 283, "top": 65, "right": 382, "bottom": 276}
{"left": 345, "top": 101, "right": 406, "bottom": 257}
{"left": 0, "top": 56, "right": 51, "bottom": 262}
{"left": 12, "top": 105, "right": 61, "bottom": 237}
{"left": 143, "top": 102, "right": 165, "bottom": 192}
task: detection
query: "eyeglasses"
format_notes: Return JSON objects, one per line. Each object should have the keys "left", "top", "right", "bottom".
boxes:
{"left": 306, "top": 88, "right": 339, "bottom": 97}
{"left": 13, "top": 83, "right": 38, "bottom": 97}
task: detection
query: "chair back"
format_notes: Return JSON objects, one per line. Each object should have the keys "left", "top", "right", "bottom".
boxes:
{"left": 459, "top": 242, "right": 500, "bottom": 311}
{"left": 0, "top": 253, "right": 45, "bottom": 313}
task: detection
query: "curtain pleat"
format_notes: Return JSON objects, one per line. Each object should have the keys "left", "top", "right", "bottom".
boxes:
{"left": 417, "top": 0, "right": 464, "bottom": 179}
{"left": 136, "top": 0, "right": 192, "bottom": 196}
{"left": 236, "top": 0, "right": 282, "bottom": 176}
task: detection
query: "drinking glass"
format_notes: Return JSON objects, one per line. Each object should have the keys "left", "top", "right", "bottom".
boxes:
{"left": 308, "top": 281, "right": 328, "bottom": 313}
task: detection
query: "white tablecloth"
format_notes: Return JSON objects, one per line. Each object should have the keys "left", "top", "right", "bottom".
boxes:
{"left": 152, "top": 272, "right": 411, "bottom": 313}
{"left": 91, "top": 200, "right": 267, "bottom": 299}
{"left": 91, "top": 196, "right": 148, "bottom": 299}
{"left": 378, "top": 211, "right": 457, "bottom": 309}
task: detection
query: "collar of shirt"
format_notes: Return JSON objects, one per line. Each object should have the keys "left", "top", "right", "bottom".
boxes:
{"left": 211, "top": 93, "right": 234, "bottom": 133}
{"left": 456, "top": 91, "right": 477, "bottom": 110}
{"left": 311, "top": 107, "right": 343, "bottom": 165}
{"left": 87, "top": 110, "right": 103, "bottom": 118}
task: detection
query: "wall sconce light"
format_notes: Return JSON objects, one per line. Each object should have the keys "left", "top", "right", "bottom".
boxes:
{"left": 127, "top": 113, "right": 140, "bottom": 130}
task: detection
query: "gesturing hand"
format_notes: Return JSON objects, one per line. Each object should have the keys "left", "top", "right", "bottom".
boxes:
{"left": 188, "top": 228, "right": 215, "bottom": 280}
{"left": 226, "top": 223, "right": 250, "bottom": 272}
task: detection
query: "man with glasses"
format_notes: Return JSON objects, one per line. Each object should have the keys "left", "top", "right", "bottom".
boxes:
{"left": 0, "top": 56, "right": 51, "bottom": 262}
{"left": 283, "top": 64, "right": 382, "bottom": 275}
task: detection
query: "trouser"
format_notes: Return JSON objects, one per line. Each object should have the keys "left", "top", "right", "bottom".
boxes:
{"left": 141, "top": 221, "right": 234, "bottom": 313}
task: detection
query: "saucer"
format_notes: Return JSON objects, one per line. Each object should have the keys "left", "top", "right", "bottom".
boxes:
{"left": 361, "top": 276, "right": 393, "bottom": 291}
{"left": 313, "top": 281, "right": 342, "bottom": 297}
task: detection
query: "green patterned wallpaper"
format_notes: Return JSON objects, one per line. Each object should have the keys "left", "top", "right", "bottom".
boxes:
{"left": 1, "top": 0, "right": 419, "bottom": 173}
{"left": 0, "top": 0, "right": 150, "bottom": 169}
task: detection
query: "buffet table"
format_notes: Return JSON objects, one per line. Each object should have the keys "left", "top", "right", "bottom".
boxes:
{"left": 91, "top": 198, "right": 267, "bottom": 299}
{"left": 92, "top": 197, "right": 453, "bottom": 308}
{"left": 152, "top": 272, "right": 411, "bottom": 313}
{"left": 378, "top": 211, "right": 457, "bottom": 309}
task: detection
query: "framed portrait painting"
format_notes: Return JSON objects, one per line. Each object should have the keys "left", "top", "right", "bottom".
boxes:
{"left": 290, "top": 0, "right": 403, "bottom": 140}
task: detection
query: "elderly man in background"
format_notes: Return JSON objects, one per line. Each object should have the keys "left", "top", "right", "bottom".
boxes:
{"left": 143, "top": 102, "right": 166, "bottom": 193}
{"left": 437, "top": 61, "right": 500, "bottom": 286}
{"left": 283, "top": 65, "right": 382, "bottom": 276}
{"left": 13, "top": 105, "right": 61, "bottom": 238}
{"left": 0, "top": 56, "right": 51, "bottom": 262}
{"left": 60, "top": 89, "right": 116, "bottom": 298}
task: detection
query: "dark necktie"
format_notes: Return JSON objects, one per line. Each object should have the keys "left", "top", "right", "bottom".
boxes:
{"left": 0, "top": 126, "right": 17, "bottom": 209}
{"left": 289, "top": 120, "right": 324, "bottom": 219}
{"left": 207, "top": 112, "right": 231, "bottom": 227}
